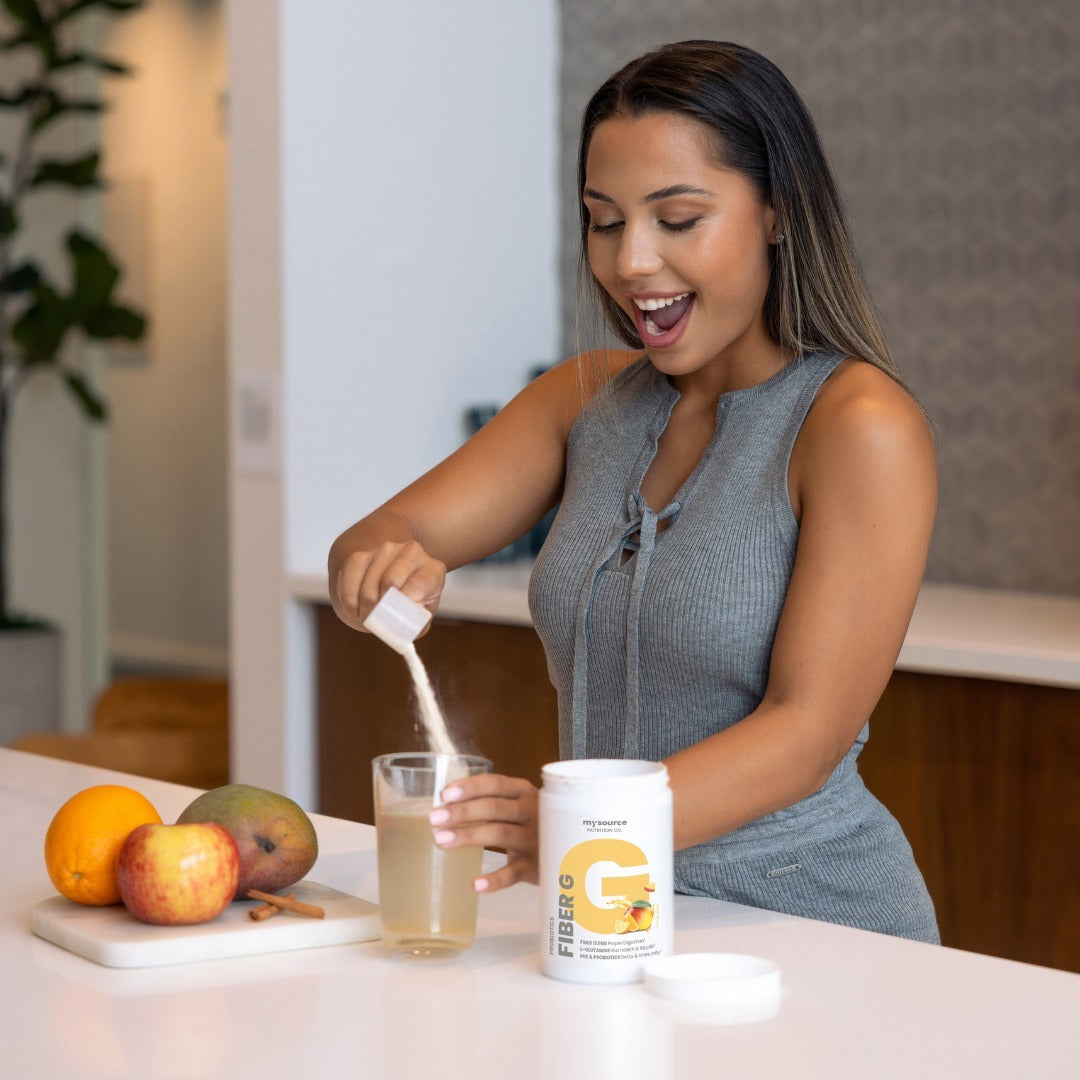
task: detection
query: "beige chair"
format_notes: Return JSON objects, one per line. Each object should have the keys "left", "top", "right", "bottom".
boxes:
{"left": 10, "top": 677, "right": 229, "bottom": 790}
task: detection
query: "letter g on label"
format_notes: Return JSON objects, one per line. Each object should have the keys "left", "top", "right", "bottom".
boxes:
{"left": 559, "top": 838, "right": 650, "bottom": 934}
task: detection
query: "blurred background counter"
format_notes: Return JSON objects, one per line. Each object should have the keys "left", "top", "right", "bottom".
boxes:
{"left": 294, "top": 565, "right": 1080, "bottom": 685}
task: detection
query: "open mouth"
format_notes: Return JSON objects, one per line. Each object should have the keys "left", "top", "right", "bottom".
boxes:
{"left": 632, "top": 292, "right": 694, "bottom": 345}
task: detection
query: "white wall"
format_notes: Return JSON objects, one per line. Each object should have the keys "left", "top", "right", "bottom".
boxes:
{"left": 227, "top": 0, "right": 560, "bottom": 803}
{"left": 279, "top": 1, "right": 562, "bottom": 574}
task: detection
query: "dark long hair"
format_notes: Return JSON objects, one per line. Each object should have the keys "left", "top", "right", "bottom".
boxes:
{"left": 577, "top": 40, "right": 899, "bottom": 379}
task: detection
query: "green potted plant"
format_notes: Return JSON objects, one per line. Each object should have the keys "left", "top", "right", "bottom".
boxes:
{"left": 1, "top": 0, "right": 146, "bottom": 741}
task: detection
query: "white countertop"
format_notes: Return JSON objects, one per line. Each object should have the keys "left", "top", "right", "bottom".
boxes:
{"left": 5, "top": 748, "right": 1077, "bottom": 1079}
{"left": 294, "top": 563, "right": 1080, "bottom": 688}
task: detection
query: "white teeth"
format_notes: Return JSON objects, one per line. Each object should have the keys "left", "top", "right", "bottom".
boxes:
{"left": 634, "top": 292, "right": 690, "bottom": 311}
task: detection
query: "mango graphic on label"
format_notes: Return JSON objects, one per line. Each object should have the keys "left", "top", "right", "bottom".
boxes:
{"left": 630, "top": 900, "right": 653, "bottom": 930}
{"left": 607, "top": 895, "right": 655, "bottom": 933}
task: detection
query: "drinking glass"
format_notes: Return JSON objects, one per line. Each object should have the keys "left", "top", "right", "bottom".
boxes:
{"left": 372, "top": 752, "right": 492, "bottom": 955}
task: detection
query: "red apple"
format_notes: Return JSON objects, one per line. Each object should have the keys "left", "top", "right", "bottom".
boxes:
{"left": 118, "top": 822, "right": 239, "bottom": 925}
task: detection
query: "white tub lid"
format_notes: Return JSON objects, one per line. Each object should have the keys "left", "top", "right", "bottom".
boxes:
{"left": 642, "top": 953, "right": 781, "bottom": 1023}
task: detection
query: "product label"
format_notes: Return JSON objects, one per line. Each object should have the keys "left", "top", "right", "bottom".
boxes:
{"left": 548, "top": 835, "right": 661, "bottom": 962}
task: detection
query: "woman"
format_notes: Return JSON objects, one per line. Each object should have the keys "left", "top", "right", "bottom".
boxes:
{"left": 329, "top": 41, "right": 939, "bottom": 942}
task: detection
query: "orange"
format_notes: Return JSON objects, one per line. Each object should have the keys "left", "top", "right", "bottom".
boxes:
{"left": 44, "top": 784, "right": 163, "bottom": 905}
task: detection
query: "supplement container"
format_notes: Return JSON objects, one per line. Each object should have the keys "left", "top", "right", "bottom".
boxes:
{"left": 539, "top": 759, "right": 673, "bottom": 984}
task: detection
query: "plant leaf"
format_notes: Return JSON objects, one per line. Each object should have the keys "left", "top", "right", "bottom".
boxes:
{"left": 11, "top": 283, "right": 74, "bottom": 363}
{"left": 0, "top": 85, "right": 37, "bottom": 108}
{"left": 81, "top": 302, "right": 145, "bottom": 341}
{"left": 53, "top": 0, "right": 103, "bottom": 21}
{"left": 64, "top": 232, "right": 147, "bottom": 342}
{"left": 0, "top": 198, "right": 17, "bottom": 238}
{"left": 31, "top": 151, "right": 100, "bottom": 189}
{"left": 0, "top": 29, "right": 32, "bottom": 50}
{"left": 50, "top": 50, "right": 131, "bottom": 75}
{"left": 0, "top": 260, "right": 42, "bottom": 293}
{"left": 2, "top": 0, "right": 54, "bottom": 63}
{"left": 55, "top": 0, "right": 144, "bottom": 19}
{"left": 30, "top": 90, "right": 103, "bottom": 133}
{"left": 0, "top": 612, "right": 56, "bottom": 631}
{"left": 2, "top": 0, "right": 46, "bottom": 30}
{"left": 67, "top": 230, "right": 119, "bottom": 314}
{"left": 62, "top": 369, "right": 108, "bottom": 421}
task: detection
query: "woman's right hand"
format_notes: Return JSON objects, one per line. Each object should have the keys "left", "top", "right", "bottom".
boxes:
{"left": 329, "top": 537, "right": 447, "bottom": 634}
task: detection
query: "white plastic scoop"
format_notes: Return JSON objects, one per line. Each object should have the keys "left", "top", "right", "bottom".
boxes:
{"left": 362, "top": 587, "right": 433, "bottom": 654}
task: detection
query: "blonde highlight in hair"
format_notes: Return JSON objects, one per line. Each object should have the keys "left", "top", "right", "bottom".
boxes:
{"left": 769, "top": 175, "right": 896, "bottom": 378}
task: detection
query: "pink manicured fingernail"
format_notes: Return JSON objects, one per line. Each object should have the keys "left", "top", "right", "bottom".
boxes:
{"left": 429, "top": 808, "right": 450, "bottom": 825}
{"left": 473, "top": 878, "right": 490, "bottom": 892}
{"left": 433, "top": 830, "right": 455, "bottom": 846}
{"left": 442, "top": 786, "right": 462, "bottom": 802}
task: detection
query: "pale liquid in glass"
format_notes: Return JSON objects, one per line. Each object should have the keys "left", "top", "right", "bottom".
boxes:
{"left": 376, "top": 799, "right": 482, "bottom": 954}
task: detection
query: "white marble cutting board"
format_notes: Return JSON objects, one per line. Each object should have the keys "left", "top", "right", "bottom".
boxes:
{"left": 31, "top": 880, "right": 381, "bottom": 968}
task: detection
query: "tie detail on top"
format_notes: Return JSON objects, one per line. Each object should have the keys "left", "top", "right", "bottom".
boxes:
{"left": 568, "top": 491, "right": 681, "bottom": 759}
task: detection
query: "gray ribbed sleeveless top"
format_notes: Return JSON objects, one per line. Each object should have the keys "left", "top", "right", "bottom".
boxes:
{"left": 528, "top": 353, "right": 944, "bottom": 945}
{"left": 529, "top": 349, "right": 857, "bottom": 772}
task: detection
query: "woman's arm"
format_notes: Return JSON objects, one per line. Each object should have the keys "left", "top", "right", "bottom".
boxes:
{"left": 328, "top": 355, "right": 590, "bottom": 633}
{"left": 665, "top": 360, "right": 937, "bottom": 848}
{"left": 329, "top": 350, "right": 639, "bottom": 891}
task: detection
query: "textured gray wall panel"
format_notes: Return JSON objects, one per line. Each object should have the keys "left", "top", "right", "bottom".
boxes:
{"left": 559, "top": 0, "right": 1079, "bottom": 593}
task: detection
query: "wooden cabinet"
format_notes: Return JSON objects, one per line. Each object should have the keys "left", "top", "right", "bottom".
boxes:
{"left": 858, "top": 671, "right": 1079, "bottom": 973}
{"left": 316, "top": 604, "right": 1079, "bottom": 972}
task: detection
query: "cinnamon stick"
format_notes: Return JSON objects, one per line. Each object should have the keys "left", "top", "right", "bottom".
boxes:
{"left": 247, "top": 888, "right": 325, "bottom": 919}
{"left": 249, "top": 893, "right": 295, "bottom": 921}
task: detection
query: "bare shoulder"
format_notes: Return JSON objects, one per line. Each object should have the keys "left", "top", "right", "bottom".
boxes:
{"left": 515, "top": 348, "right": 642, "bottom": 434}
{"left": 804, "top": 357, "right": 933, "bottom": 458}
{"left": 569, "top": 347, "right": 642, "bottom": 397}
{"left": 791, "top": 358, "right": 936, "bottom": 513}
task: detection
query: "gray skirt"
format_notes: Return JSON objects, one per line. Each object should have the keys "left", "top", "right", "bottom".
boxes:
{"left": 674, "top": 774, "right": 940, "bottom": 944}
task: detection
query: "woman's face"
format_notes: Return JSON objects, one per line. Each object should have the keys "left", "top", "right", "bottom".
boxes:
{"left": 583, "top": 111, "right": 780, "bottom": 387}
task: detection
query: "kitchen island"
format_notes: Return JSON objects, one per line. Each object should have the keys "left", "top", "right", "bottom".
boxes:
{"left": 3, "top": 748, "right": 1077, "bottom": 1079}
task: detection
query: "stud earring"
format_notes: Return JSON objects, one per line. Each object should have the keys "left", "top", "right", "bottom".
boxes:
{"left": 774, "top": 233, "right": 785, "bottom": 243}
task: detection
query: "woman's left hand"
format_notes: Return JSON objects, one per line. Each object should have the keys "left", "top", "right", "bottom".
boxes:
{"left": 429, "top": 772, "right": 539, "bottom": 893}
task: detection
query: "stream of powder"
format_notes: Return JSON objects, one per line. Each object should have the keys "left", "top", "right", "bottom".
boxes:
{"left": 402, "top": 642, "right": 458, "bottom": 756}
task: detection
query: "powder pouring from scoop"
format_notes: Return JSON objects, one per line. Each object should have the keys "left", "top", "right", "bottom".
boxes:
{"left": 364, "top": 588, "right": 460, "bottom": 755}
